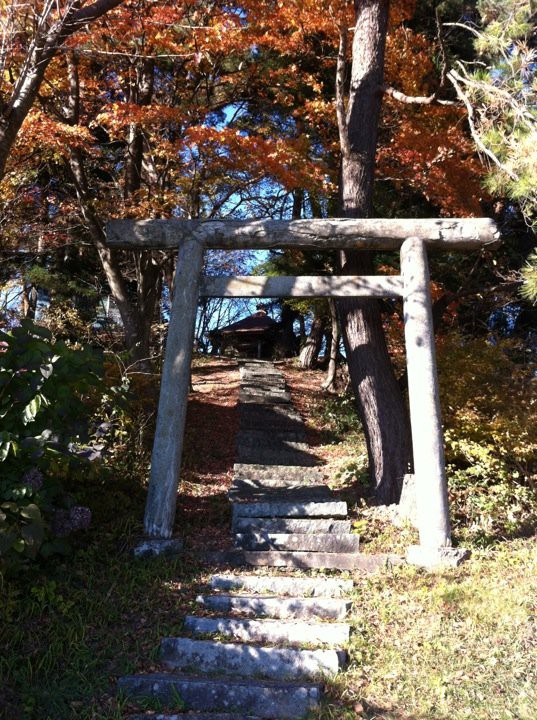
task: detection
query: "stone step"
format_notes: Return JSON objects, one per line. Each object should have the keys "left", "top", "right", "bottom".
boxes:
{"left": 236, "top": 450, "right": 318, "bottom": 467}
{"left": 132, "top": 537, "right": 184, "bottom": 559}
{"left": 239, "top": 405, "right": 302, "bottom": 421}
{"left": 241, "top": 387, "right": 289, "bottom": 396}
{"left": 239, "top": 422, "right": 304, "bottom": 435}
{"left": 200, "top": 549, "right": 395, "bottom": 571}
{"left": 232, "top": 518, "right": 352, "bottom": 534}
{"left": 237, "top": 441, "right": 311, "bottom": 454}
{"left": 231, "top": 478, "right": 328, "bottom": 492}
{"left": 233, "top": 464, "right": 326, "bottom": 482}
{"left": 159, "top": 637, "right": 344, "bottom": 680}
{"left": 229, "top": 487, "right": 332, "bottom": 503}
{"left": 239, "top": 430, "right": 307, "bottom": 444}
{"left": 239, "top": 393, "right": 292, "bottom": 404}
{"left": 232, "top": 500, "right": 347, "bottom": 519}
{"left": 210, "top": 574, "right": 354, "bottom": 597}
{"left": 241, "top": 378, "right": 287, "bottom": 387}
{"left": 119, "top": 673, "right": 320, "bottom": 719}
{"left": 240, "top": 382, "right": 286, "bottom": 390}
{"left": 184, "top": 615, "right": 351, "bottom": 646}
{"left": 196, "top": 594, "right": 351, "bottom": 620}
{"left": 234, "top": 532, "right": 360, "bottom": 553}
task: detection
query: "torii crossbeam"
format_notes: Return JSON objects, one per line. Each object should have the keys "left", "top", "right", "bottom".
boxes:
{"left": 106, "top": 217, "right": 499, "bottom": 560}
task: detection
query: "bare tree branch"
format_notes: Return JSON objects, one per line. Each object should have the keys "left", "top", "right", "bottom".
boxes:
{"left": 382, "top": 84, "right": 456, "bottom": 105}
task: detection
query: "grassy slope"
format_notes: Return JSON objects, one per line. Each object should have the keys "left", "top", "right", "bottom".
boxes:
{"left": 1, "top": 358, "right": 535, "bottom": 720}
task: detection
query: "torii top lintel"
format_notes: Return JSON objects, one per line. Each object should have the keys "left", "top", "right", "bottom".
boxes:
{"left": 106, "top": 217, "right": 499, "bottom": 252}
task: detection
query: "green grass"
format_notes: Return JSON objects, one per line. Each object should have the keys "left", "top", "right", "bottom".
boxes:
{"left": 0, "top": 522, "right": 211, "bottom": 719}
{"left": 318, "top": 539, "right": 537, "bottom": 719}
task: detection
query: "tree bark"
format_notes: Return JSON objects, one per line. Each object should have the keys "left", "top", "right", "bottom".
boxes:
{"left": 322, "top": 298, "right": 339, "bottom": 391}
{"left": 278, "top": 304, "right": 299, "bottom": 357}
{"left": 336, "top": 0, "right": 411, "bottom": 504}
{"left": 299, "top": 315, "right": 324, "bottom": 368}
{"left": 122, "top": 59, "right": 161, "bottom": 367}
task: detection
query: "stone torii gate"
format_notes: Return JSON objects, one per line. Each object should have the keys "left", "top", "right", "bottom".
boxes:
{"left": 107, "top": 217, "right": 498, "bottom": 562}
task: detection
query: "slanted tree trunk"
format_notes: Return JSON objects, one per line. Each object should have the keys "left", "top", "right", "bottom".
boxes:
{"left": 299, "top": 315, "right": 324, "bottom": 368}
{"left": 336, "top": 0, "right": 411, "bottom": 504}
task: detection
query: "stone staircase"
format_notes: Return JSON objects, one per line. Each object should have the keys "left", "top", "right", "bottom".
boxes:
{"left": 120, "top": 570, "right": 351, "bottom": 719}
{"left": 120, "top": 361, "right": 390, "bottom": 718}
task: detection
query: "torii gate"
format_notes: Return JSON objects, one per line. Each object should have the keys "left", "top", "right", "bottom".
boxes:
{"left": 107, "top": 217, "right": 498, "bottom": 561}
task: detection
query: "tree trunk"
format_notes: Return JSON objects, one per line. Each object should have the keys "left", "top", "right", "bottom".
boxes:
{"left": 322, "top": 298, "right": 339, "bottom": 391}
{"left": 279, "top": 304, "right": 299, "bottom": 357}
{"left": 336, "top": 0, "right": 411, "bottom": 504}
{"left": 67, "top": 56, "right": 161, "bottom": 368}
{"left": 68, "top": 148, "right": 141, "bottom": 351}
{"left": 299, "top": 315, "right": 324, "bottom": 369}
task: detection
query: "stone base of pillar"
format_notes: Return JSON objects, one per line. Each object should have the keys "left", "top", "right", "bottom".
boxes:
{"left": 133, "top": 537, "right": 184, "bottom": 559}
{"left": 406, "top": 544, "right": 470, "bottom": 569}
{"left": 395, "top": 473, "right": 418, "bottom": 528}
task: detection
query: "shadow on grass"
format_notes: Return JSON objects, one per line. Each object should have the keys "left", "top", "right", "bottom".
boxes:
{"left": 1, "top": 529, "right": 211, "bottom": 720}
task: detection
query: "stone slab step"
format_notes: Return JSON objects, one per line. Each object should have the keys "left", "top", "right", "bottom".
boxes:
{"left": 210, "top": 574, "right": 354, "bottom": 598}
{"left": 239, "top": 412, "right": 303, "bottom": 424}
{"left": 240, "top": 384, "right": 286, "bottom": 391}
{"left": 239, "top": 406, "right": 302, "bottom": 421}
{"left": 230, "top": 478, "right": 329, "bottom": 492}
{"left": 240, "top": 367, "right": 281, "bottom": 374}
{"left": 229, "top": 488, "right": 332, "bottom": 503}
{"left": 160, "top": 637, "right": 344, "bottom": 680}
{"left": 119, "top": 673, "right": 320, "bottom": 719}
{"left": 232, "top": 501, "right": 347, "bottom": 519}
{"left": 233, "top": 464, "right": 326, "bottom": 482}
{"left": 239, "top": 393, "right": 292, "bottom": 404}
{"left": 200, "top": 549, "right": 397, "bottom": 571}
{"left": 236, "top": 451, "right": 318, "bottom": 467}
{"left": 240, "top": 389, "right": 289, "bottom": 398}
{"left": 240, "top": 382, "right": 287, "bottom": 392}
{"left": 234, "top": 532, "right": 360, "bottom": 553}
{"left": 232, "top": 518, "right": 352, "bottom": 534}
{"left": 184, "top": 616, "right": 351, "bottom": 646}
{"left": 196, "top": 594, "right": 351, "bottom": 620}
{"left": 132, "top": 537, "right": 184, "bottom": 559}
{"left": 237, "top": 441, "right": 311, "bottom": 454}
{"left": 239, "top": 431, "right": 307, "bottom": 443}
{"left": 239, "top": 423, "right": 304, "bottom": 435}
{"left": 240, "top": 376, "right": 285, "bottom": 381}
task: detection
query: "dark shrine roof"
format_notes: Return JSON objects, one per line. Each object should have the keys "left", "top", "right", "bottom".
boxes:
{"left": 216, "top": 310, "right": 276, "bottom": 335}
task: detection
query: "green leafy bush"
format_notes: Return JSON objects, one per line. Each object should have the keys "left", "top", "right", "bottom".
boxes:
{"left": 437, "top": 333, "right": 537, "bottom": 545}
{"left": 0, "top": 321, "right": 104, "bottom": 574}
{"left": 312, "top": 391, "right": 363, "bottom": 437}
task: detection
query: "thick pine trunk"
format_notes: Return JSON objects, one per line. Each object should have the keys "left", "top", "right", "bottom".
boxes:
{"left": 337, "top": 0, "right": 411, "bottom": 503}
